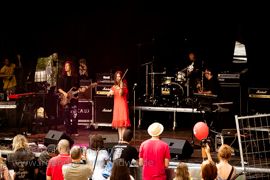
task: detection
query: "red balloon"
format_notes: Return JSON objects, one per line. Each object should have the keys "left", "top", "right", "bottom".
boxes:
{"left": 193, "top": 122, "right": 209, "bottom": 141}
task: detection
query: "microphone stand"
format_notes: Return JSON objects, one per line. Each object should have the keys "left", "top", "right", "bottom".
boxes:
{"left": 201, "top": 61, "right": 205, "bottom": 91}
{"left": 133, "top": 83, "right": 137, "bottom": 146}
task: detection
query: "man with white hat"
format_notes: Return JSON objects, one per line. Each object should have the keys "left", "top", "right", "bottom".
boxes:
{"left": 139, "top": 122, "right": 170, "bottom": 180}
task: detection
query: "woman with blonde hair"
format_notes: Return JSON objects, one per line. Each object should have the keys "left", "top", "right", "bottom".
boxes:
{"left": 216, "top": 144, "right": 236, "bottom": 180}
{"left": 0, "top": 157, "right": 14, "bottom": 180}
{"left": 173, "top": 162, "right": 192, "bottom": 180}
{"left": 6, "top": 135, "right": 38, "bottom": 180}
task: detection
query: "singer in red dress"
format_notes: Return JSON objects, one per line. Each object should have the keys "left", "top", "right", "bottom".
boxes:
{"left": 107, "top": 71, "right": 131, "bottom": 142}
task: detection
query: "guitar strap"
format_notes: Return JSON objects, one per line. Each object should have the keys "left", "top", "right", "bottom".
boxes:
{"left": 227, "top": 166, "right": 234, "bottom": 180}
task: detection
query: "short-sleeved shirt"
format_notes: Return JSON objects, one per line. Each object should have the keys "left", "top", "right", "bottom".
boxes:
{"left": 139, "top": 139, "right": 171, "bottom": 180}
{"left": 111, "top": 142, "right": 139, "bottom": 166}
{"left": 62, "top": 162, "right": 93, "bottom": 180}
{"left": 1, "top": 63, "right": 17, "bottom": 89}
{"left": 46, "top": 154, "right": 72, "bottom": 180}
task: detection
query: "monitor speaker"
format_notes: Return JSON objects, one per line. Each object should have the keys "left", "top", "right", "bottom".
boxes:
{"left": 162, "top": 138, "right": 193, "bottom": 159}
{"left": 44, "top": 130, "right": 74, "bottom": 147}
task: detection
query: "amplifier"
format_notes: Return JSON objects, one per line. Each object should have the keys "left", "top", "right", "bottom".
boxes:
{"left": 77, "top": 99, "right": 94, "bottom": 126}
{"left": 248, "top": 87, "right": 270, "bottom": 99}
{"left": 94, "top": 96, "right": 114, "bottom": 124}
{"left": 79, "top": 79, "right": 92, "bottom": 100}
{"left": 218, "top": 69, "right": 248, "bottom": 83}
{"left": 95, "top": 73, "right": 114, "bottom": 84}
{"left": 95, "top": 83, "right": 113, "bottom": 96}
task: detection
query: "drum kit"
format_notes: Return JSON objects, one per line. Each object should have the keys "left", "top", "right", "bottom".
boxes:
{"left": 141, "top": 61, "right": 196, "bottom": 107}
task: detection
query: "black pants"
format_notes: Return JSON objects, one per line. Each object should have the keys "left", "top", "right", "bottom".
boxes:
{"left": 63, "top": 99, "right": 78, "bottom": 135}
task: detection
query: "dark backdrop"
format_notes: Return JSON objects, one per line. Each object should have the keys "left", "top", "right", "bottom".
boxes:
{"left": 0, "top": 2, "right": 268, "bottom": 95}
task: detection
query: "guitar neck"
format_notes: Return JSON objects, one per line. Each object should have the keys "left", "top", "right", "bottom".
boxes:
{"left": 71, "top": 83, "right": 96, "bottom": 95}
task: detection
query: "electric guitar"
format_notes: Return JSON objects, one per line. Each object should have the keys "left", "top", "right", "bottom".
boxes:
{"left": 60, "top": 83, "right": 97, "bottom": 106}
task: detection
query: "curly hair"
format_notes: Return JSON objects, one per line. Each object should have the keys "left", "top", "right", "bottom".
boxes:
{"left": 174, "top": 162, "right": 190, "bottom": 180}
{"left": 12, "top": 135, "right": 29, "bottom": 152}
{"left": 218, "top": 144, "right": 232, "bottom": 161}
{"left": 109, "top": 158, "right": 131, "bottom": 180}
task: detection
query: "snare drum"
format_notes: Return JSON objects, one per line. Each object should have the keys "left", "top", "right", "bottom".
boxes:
{"left": 162, "top": 76, "right": 174, "bottom": 85}
{"left": 175, "top": 71, "right": 186, "bottom": 82}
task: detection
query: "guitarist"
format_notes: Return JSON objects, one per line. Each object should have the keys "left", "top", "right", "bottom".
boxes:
{"left": 58, "top": 61, "right": 85, "bottom": 136}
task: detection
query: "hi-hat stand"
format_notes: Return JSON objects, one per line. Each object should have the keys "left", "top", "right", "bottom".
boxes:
{"left": 141, "top": 59, "right": 166, "bottom": 105}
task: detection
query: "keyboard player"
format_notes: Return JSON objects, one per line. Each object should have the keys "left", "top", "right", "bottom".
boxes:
{"left": 198, "top": 67, "right": 221, "bottom": 97}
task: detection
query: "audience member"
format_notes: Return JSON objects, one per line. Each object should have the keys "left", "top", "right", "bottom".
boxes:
{"left": 108, "top": 158, "right": 134, "bottom": 180}
{"left": 86, "top": 134, "right": 109, "bottom": 180}
{"left": 62, "top": 145, "right": 93, "bottom": 180}
{"left": 216, "top": 144, "right": 236, "bottom": 180}
{"left": 201, "top": 160, "right": 217, "bottom": 180}
{"left": 0, "top": 156, "right": 14, "bottom": 180}
{"left": 46, "top": 139, "right": 72, "bottom": 180}
{"left": 6, "top": 135, "right": 37, "bottom": 180}
{"left": 173, "top": 162, "right": 192, "bottom": 180}
{"left": 139, "top": 122, "right": 170, "bottom": 180}
{"left": 111, "top": 129, "right": 139, "bottom": 166}
{"left": 37, "top": 144, "right": 59, "bottom": 180}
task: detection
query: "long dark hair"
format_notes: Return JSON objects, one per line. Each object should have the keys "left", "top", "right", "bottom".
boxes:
{"left": 114, "top": 71, "right": 127, "bottom": 86}
{"left": 62, "top": 61, "right": 77, "bottom": 77}
{"left": 109, "top": 158, "right": 131, "bottom": 180}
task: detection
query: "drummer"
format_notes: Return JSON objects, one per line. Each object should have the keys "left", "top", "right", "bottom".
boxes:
{"left": 181, "top": 51, "right": 202, "bottom": 91}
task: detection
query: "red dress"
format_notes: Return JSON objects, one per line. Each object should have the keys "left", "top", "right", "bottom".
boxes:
{"left": 111, "top": 86, "right": 131, "bottom": 127}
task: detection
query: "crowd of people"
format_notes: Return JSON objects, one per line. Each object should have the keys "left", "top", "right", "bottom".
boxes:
{"left": 0, "top": 122, "right": 237, "bottom": 180}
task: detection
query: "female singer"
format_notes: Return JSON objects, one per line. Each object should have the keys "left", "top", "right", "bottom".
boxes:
{"left": 107, "top": 71, "right": 131, "bottom": 143}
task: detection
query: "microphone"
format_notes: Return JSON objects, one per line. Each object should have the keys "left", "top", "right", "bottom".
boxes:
{"left": 133, "top": 83, "right": 137, "bottom": 90}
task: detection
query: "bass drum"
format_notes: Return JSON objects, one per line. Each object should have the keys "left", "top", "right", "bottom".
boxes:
{"left": 156, "top": 82, "right": 184, "bottom": 107}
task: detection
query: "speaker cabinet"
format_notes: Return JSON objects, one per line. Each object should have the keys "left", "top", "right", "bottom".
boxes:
{"left": 44, "top": 130, "right": 74, "bottom": 147}
{"left": 247, "top": 99, "right": 270, "bottom": 115}
{"left": 78, "top": 99, "right": 94, "bottom": 126}
{"left": 89, "top": 134, "right": 118, "bottom": 152}
{"left": 94, "top": 96, "right": 114, "bottom": 123}
{"left": 219, "top": 83, "right": 247, "bottom": 129}
{"left": 161, "top": 138, "right": 193, "bottom": 159}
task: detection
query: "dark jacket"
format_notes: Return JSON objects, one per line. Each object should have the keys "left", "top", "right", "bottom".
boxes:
{"left": 6, "top": 148, "right": 37, "bottom": 180}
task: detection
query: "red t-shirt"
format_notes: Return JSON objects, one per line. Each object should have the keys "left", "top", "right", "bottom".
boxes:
{"left": 46, "top": 154, "right": 72, "bottom": 180}
{"left": 139, "top": 139, "right": 171, "bottom": 180}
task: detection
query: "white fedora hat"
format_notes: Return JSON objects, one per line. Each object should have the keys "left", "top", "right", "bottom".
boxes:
{"left": 148, "top": 122, "right": 164, "bottom": 137}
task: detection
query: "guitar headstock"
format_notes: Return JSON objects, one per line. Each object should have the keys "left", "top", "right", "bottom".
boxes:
{"left": 91, "top": 82, "right": 98, "bottom": 88}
